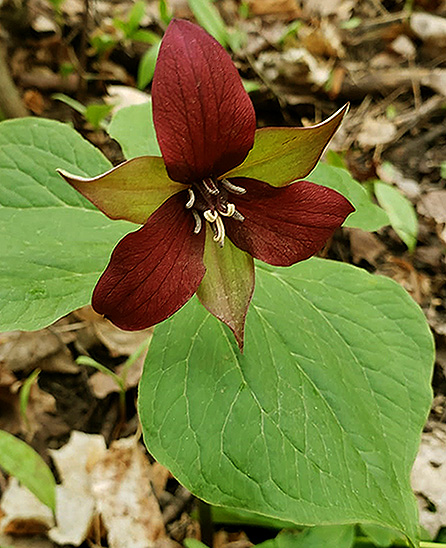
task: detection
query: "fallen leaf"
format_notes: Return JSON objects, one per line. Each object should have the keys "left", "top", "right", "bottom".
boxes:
{"left": 411, "top": 12, "right": 446, "bottom": 46}
{"left": 418, "top": 190, "right": 446, "bottom": 223}
{"left": 348, "top": 228, "right": 386, "bottom": 265}
{"left": 412, "top": 424, "right": 446, "bottom": 538}
{"left": 357, "top": 117, "right": 397, "bottom": 147}
{"left": 0, "top": 479, "right": 54, "bottom": 536}
{"left": 91, "top": 437, "right": 165, "bottom": 548}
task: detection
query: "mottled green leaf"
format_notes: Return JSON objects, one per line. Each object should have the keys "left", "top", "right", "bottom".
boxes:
{"left": 0, "top": 118, "right": 133, "bottom": 331}
{"left": 139, "top": 259, "right": 434, "bottom": 547}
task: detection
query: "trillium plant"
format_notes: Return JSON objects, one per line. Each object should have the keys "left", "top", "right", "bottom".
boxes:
{"left": 58, "top": 19, "right": 353, "bottom": 349}
{"left": 0, "top": 18, "right": 434, "bottom": 548}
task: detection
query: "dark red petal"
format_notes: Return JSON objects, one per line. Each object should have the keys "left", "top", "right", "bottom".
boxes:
{"left": 92, "top": 191, "right": 206, "bottom": 330}
{"left": 225, "top": 178, "right": 354, "bottom": 267}
{"left": 152, "top": 19, "right": 256, "bottom": 184}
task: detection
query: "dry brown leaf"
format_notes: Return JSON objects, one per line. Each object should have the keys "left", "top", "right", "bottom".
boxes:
{"left": 348, "top": 228, "right": 386, "bottom": 265}
{"left": 247, "top": 0, "right": 300, "bottom": 16}
{"left": 357, "top": 117, "right": 397, "bottom": 148}
{"left": 91, "top": 437, "right": 165, "bottom": 548}
{"left": 418, "top": 191, "right": 446, "bottom": 223}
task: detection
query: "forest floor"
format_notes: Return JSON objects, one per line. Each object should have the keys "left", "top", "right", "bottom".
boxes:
{"left": 1, "top": 0, "right": 446, "bottom": 546}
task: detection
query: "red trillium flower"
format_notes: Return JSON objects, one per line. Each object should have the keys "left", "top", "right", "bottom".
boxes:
{"left": 58, "top": 19, "right": 354, "bottom": 350}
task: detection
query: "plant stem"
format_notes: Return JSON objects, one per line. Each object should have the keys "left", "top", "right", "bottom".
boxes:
{"left": 420, "top": 543, "right": 446, "bottom": 548}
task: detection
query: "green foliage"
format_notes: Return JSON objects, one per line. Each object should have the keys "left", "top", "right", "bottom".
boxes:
{"left": 139, "top": 259, "right": 434, "bottom": 547}
{"left": 19, "top": 369, "right": 40, "bottom": 426}
{"left": 258, "top": 527, "right": 355, "bottom": 548}
{"left": 158, "top": 0, "right": 172, "bottom": 25}
{"left": 0, "top": 118, "right": 133, "bottom": 332}
{"left": 137, "top": 41, "right": 161, "bottom": 89}
{"left": 308, "top": 164, "right": 389, "bottom": 232}
{"left": 360, "top": 524, "right": 405, "bottom": 547}
{"left": 374, "top": 181, "right": 418, "bottom": 251}
{"left": 52, "top": 94, "right": 113, "bottom": 130}
{"left": 187, "top": 0, "right": 230, "bottom": 47}
{"left": 0, "top": 431, "right": 56, "bottom": 511}
{"left": 108, "top": 102, "right": 161, "bottom": 157}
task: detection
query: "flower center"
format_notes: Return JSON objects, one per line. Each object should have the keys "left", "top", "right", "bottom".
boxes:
{"left": 185, "top": 177, "right": 245, "bottom": 247}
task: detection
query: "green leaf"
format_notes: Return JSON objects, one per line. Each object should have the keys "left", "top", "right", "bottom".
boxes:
{"left": 184, "top": 540, "right": 207, "bottom": 548}
{"left": 52, "top": 93, "right": 86, "bottom": 116}
{"left": 127, "top": 0, "right": 146, "bottom": 35}
{"left": 187, "top": 0, "right": 229, "bottom": 47}
{"left": 0, "top": 430, "right": 56, "bottom": 511}
{"left": 137, "top": 42, "right": 161, "bottom": 90}
{"left": 0, "top": 118, "right": 133, "bottom": 332}
{"left": 225, "top": 105, "right": 348, "bottom": 185}
{"left": 374, "top": 181, "right": 418, "bottom": 251}
{"left": 84, "top": 104, "right": 114, "bottom": 130}
{"left": 139, "top": 258, "right": 434, "bottom": 547}
{"left": 258, "top": 527, "right": 355, "bottom": 548}
{"left": 211, "top": 506, "right": 298, "bottom": 529}
{"left": 360, "top": 524, "right": 404, "bottom": 547}
{"left": 108, "top": 102, "right": 161, "bottom": 158}
{"left": 307, "top": 164, "right": 389, "bottom": 232}
{"left": 20, "top": 369, "right": 40, "bottom": 425}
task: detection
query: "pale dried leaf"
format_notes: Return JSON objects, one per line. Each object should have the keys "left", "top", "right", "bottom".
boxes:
{"left": 0, "top": 479, "right": 54, "bottom": 535}
{"left": 357, "top": 117, "right": 397, "bottom": 147}
{"left": 48, "top": 486, "right": 96, "bottom": 547}
{"left": 91, "top": 438, "right": 165, "bottom": 548}
{"left": 411, "top": 425, "right": 446, "bottom": 537}
{"left": 411, "top": 13, "right": 446, "bottom": 45}
{"left": 418, "top": 190, "right": 446, "bottom": 223}
{"left": 390, "top": 35, "right": 416, "bottom": 59}
{"left": 49, "top": 431, "right": 106, "bottom": 496}
{"left": 88, "top": 356, "right": 144, "bottom": 399}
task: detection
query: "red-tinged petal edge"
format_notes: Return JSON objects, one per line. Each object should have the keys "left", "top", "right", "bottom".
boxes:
{"left": 152, "top": 19, "right": 256, "bottom": 184}
{"left": 92, "top": 191, "right": 206, "bottom": 330}
{"left": 225, "top": 178, "right": 355, "bottom": 267}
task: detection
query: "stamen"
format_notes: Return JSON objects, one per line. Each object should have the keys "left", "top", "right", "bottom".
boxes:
{"left": 232, "top": 210, "right": 245, "bottom": 222}
{"left": 192, "top": 210, "right": 202, "bottom": 234}
{"left": 220, "top": 178, "right": 246, "bottom": 195}
{"left": 203, "top": 209, "right": 218, "bottom": 223}
{"left": 185, "top": 188, "right": 195, "bottom": 209}
{"left": 220, "top": 203, "right": 235, "bottom": 217}
{"left": 212, "top": 215, "right": 225, "bottom": 247}
{"left": 202, "top": 178, "right": 219, "bottom": 195}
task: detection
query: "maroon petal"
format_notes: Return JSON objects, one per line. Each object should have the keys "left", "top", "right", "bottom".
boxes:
{"left": 225, "top": 178, "right": 354, "bottom": 267}
{"left": 152, "top": 19, "right": 256, "bottom": 184}
{"left": 92, "top": 191, "right": 206, "bottom": 330}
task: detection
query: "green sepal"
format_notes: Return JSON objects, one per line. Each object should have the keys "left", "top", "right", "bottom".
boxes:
{"left": 58, "top": 156, "right": 184, "bottom": 225}
{"left": 197, "top": 227, "right": 254, "bottom": 351}
{"left": 224, "top": 105, "right": 348, "bottom": 186}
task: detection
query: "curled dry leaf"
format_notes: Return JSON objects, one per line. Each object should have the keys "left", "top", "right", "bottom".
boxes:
{"left": 91, "top": 437, "right": 165, "bottom": 548}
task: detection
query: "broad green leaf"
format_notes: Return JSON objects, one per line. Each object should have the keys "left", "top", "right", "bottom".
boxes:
{"left": 374, "top": 181, "right": 418, "bottom": 251}
{"left": 0, "top": 430, "right": 56, "bottom": 511}
{"left": 0, "top": 118, "right": 134, "bottom": 332}
{"left": 108, "top": 102, "right": 161, "bottom": 158}
{"left": 197, "top": 228, "right": 254, "bottom": 350}
{"left": 139, "top": 258, "right": 434, "bottom": 547}
{"left": 211, "top": 506, "right": 298, "bottom": 529}
{"left": 187, "top": 0, "right": 229, "bottom": 47}
{"left": 137, "top": 42, "right": 161, "bottom": 89}
{"left": 58, "top": 156, "right": 183, "bottom": 225}
{"left": 360, "top": 524, "right": 404, "bottom": 547}
{"left": 308, "top": 164, "right": 389, "bottom": 232}
{"left": 225, "top": 105, "right": 348, "bottom": 185}
{"left": 184, "top": 540, "right": 207, "bottom": 548}
{"left": 258, "top": 526, "right": 355, "bottom": 548}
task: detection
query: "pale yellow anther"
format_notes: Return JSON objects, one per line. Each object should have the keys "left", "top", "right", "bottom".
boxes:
{"left": 203, "top": 210, "right": 218, "bottom": 223}
{"left": 220, "top": 203, "right": 235, "bottom": 217}
{"left": 212, "top": 215, "right": 225, "bottom": 247}
{"left": 185, "top": 188, "right": 195, "bottom": 209}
